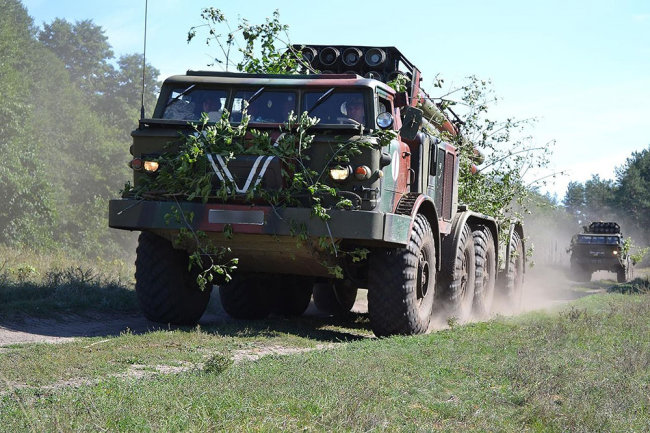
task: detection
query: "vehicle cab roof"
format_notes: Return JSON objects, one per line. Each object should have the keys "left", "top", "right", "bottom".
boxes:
{"left": 162, "top": 71, "right": 395, "bottom": 93}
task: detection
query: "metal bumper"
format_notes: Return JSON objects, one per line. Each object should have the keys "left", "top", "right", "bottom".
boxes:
{"left": 108, "top": 199, "right": 411, "bottom": 246}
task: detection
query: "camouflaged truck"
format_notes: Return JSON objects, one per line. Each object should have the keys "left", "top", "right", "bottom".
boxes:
{"left": 569, "top": 221, "right": 631, "bottom": 283}
{"left": 109, "top": 45, "right": 525, "bottom": 336}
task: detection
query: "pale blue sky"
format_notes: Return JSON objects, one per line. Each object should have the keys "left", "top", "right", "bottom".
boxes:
{"left": 23, "top": 0, "right": 650, "bottom": 199}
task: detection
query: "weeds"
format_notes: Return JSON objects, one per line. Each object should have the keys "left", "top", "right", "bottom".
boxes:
{"left": 0, "top": 259, "right": 137, "bottom": 319}
{"left": 608, "top": 277, "right": 650, "bottom": 294}
{"left": 203, "top": 352, "right": 233, "bottom": 374}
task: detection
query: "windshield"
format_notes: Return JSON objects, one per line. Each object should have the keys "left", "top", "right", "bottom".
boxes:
{"left": 161, "top": 88, "right": 227, "bottom": 122}
{"left": 576, "top": 235, "right": 620, "bottom": 245}
{"left": 303, "top": 90, "right": 366, "bottom": 125}
{"left": 230, "top": 90, "right": 297, "bottom": 123}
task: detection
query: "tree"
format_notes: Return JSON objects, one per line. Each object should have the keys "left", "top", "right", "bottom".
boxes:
{"left": 583, "top": 174, "right": 615, "bottom": 219}
{"left": 38, "top": 18, "right": 114, "bottom": 98}
{"left": 0, "top": 0, "right": 56, "bottom": 245}
{"left": 447, "top": 76, "right": 554, "bottom": 226}
{"left": 615, "top": 146, "right": 650, "bottom": 239}
{"left": 102, "top": 53, "right": 161, "bottom": 132}
{"left": 563, "top": 181, "right": 585, "bottom": 217}
{"left": 187, "top": 8, "right": 306, "bottom": 74}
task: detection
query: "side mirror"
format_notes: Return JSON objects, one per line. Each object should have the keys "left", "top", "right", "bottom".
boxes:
{"left": 399, "top": 106, "right": 422, "bottom": 141}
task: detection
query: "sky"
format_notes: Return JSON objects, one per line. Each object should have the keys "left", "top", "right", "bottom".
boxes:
{"left": 22, "top": 0, "right": 650, "bottom": 200}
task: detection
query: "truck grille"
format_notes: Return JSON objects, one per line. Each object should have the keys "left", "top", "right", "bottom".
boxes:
{"left": 207, "top": 154, "right": 283, "bottom": 194}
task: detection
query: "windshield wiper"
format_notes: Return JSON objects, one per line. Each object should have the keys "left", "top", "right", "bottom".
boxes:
{"left": 247, "top": 87, "right": 266, "bottom": 105}
{"left": 307, "top": 87, "right": 335, "bottom": 112}
{"left": 164, "top": 85, "right": 196, "bottom": 108}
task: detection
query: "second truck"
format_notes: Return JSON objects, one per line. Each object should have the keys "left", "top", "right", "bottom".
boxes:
{"left": 109, "top": 44, "right": 525, "bottom": 337}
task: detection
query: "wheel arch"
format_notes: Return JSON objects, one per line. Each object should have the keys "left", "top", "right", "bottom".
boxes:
{"left": 396, "top": 193, "right": 441, "bottom": 271}
{"left": 443, "top": 210, "right": 499, "bottom": 266}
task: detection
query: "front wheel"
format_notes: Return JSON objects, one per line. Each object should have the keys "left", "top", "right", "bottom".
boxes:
{"left": 367, "top": 214, "right": 436, "bottom": 337}
{"left": 135, "top": 232, "right": 212, "bottom": 325}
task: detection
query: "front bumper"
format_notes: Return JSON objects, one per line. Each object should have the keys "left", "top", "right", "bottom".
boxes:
{"left": 109, "top": 199, "right": 411, "bottom": 246}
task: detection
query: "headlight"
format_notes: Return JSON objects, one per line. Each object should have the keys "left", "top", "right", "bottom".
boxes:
{"left": 143, "top": 161, "right": 159, "bottom": 173}
{"left": 329, "top": 166, "right": 351, "bottom": 181}
{"left": 613, "top": 250, "right": 618, "bottom": 256}
{"left": 376, "top": 112, "right": 393, "bottom": 129}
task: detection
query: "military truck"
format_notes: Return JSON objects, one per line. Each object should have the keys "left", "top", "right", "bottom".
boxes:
{"left": 569, "top": 221, "right": 631, "bottom": 283}
{"left": 109, "top": 44, "right": 525, "bottom": 336}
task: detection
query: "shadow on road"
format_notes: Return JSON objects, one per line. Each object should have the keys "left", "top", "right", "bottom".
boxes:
{"left": 0, "top": 289, "right": 373, "bottom": 346}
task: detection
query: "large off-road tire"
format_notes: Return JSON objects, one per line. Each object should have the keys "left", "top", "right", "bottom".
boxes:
{"left": 270, "top": 275, "right": 314, "bottom": 317}
{"left": 367, "top": 214, "right": 436, "bottom": 337}
{"left": 219, "top": 273, "right": 272, "bottom": 320}
{"left": 437, "top": 223, "right": 476, "bottom": 321}
{"left": 135, "top": 232, "right": 212, "bottom": 325}
{"left": 500, "top": 230, "right": 525, "bottom": 312}
{"left": 313, "top": 280, "right": 358, "bottom": 315}
{"left": 569, "top": 262, "right": 591, "bottom": 283}
{"left": 472, "top": 225, "right": 496, "bottom": 318}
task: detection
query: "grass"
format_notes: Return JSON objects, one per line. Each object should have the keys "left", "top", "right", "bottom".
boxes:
{"left": 1, "top": 291, "right": 649, "bottom": 432}
{"left": 0, "top": 245, "right": 137, "bottom": 319}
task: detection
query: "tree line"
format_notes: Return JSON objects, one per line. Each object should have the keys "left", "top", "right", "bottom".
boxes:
{"left": 0, "top": 0, "right": 159, "bottom": 259}
{"left": 563, "top": 148, "right": 650, "bottom": 244}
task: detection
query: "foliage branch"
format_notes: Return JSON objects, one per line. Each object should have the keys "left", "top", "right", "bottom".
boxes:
{"left": 187, "top": 8, "right": 312, "bottom": 74}
{"left": 125, "top": 109, "right": 391, "bottom": 286}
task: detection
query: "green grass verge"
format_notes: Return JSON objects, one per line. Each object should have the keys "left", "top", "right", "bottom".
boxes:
{"left": 0, "top": 246, "right": 137, "bottom": 319}
{"left": 1, "top": 292, "right": 649, "bottom": 432}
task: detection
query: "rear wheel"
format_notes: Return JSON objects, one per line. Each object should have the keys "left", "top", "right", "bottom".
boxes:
{"left": 135, "top": 232, "right": 212, "bottom": 325}
{"left": 569, "top": 262, "right": 591, "bottom": 282}
{"left": 270, "top": 275, "right": 314, "bottom": 317}
{"left": 472, "top": 225, "right": 496, "bottom": 318}
{"left": 313, "top": 280, "right": 357, "bottom": 315}
{"left": 500, "top": 230, "right": 525, "bottom": 312}
{"left": 219, "top": 273, "right": 272, "bottom": 320}
{"left": 438, "top": 223, "right": 476, "bottom": 321}
{"left": 367, "top": 214, "right": 436, "bottom": 337}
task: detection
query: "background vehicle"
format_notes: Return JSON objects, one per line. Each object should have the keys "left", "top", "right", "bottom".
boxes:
{"left": 109, "top": 44, "right": 525, "bottom": 336}
{"left": 569, "top": 221, "right": 631, "bottom": 283}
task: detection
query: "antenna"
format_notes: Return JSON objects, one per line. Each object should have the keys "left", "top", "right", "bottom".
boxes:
{"left": 140, "top": 0, "right": 148, "bottom": 119}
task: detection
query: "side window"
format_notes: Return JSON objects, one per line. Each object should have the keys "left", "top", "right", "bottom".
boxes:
{"left": 377, "top": 98, "right": 390, "bottom": 115}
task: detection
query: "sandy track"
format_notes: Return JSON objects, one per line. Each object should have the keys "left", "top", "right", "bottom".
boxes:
{"left": 0, "top": 265, "right": 608, "bottom": 347}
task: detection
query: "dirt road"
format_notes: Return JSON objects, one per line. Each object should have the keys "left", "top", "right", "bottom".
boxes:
{"left": 0, "top": 265, "right": 613, "bottom": 347}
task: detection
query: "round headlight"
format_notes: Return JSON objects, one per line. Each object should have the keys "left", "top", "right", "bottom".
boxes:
{"left": 329, "top": 166, "right": 351, "bottom": 181}
{"left": 143, "top": 161, "right": 159, "bottom": 173}
{"left": 376, "top": 112, "right": 394, "bottom": 129}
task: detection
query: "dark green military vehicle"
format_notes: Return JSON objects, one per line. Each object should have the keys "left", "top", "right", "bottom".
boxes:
{"left": 569, "top": 221, "right": 631, "bottom": 283}
{"left": 109, "top": 44, "right": 525, "bottom": 336}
